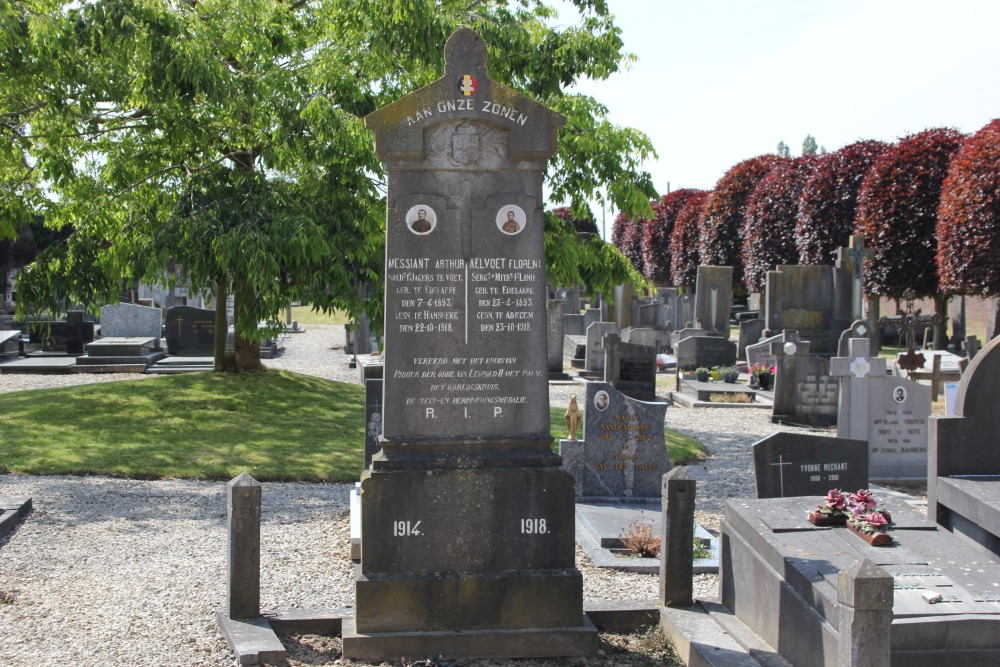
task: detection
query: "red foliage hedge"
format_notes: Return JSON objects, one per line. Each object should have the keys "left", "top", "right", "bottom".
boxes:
{"left": 742, "top": 156, "right": 822, "bottom": 292}
{"left": 796, "top": 140, "right": 887, "bottom": 265}
{"left": 613, "top": 210, "right": 646, "bottom": 276}
{"left": 642, "top": 189, "right": 704, "bottom": 285}
{"left": 937, "top": 119, "right": 1000, "bottom": 296}
{"left": 699, "top": 155, "right": 784, "bottom": 287}
{"left": 855, "top": 128, "right": 965, "bottom": 297}
{"left": 670, "top": 190, "right": 710, "bottom": 288}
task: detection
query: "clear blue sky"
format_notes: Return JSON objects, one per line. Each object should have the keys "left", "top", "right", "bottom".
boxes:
{"left": 551, "top": 0, "right": 1000, "bottom": 232}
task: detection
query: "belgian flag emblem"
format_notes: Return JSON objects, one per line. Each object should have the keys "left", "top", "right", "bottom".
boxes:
{"left": 458, "top": 75, "right": 478, "bottom": 96}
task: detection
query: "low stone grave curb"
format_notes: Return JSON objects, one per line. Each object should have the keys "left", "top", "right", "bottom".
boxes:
{"left": 0, "top": 497, "right": 32, "bottom": 542}
{"left": 669, "top": 389, "right": 772, "bottom": 409}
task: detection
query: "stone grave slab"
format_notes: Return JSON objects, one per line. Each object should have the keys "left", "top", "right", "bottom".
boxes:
{"left": 678, "top": 380, "right": 757, "bottom": 403}
{"left": 165, "top": 305, "right": 216, "bottom": 356}
{"left": 564, "top": 334, "right": 586, "bottom": 369}
{"left": 669, "top": 326, "right": 705, "bottom": 352}
{"left": 560, "top": 382, "right": 670, "bottom": 500}
{"left": 721, "top": 495, "right": 1000, "bottom": 667}
{"left": 25, "top": 314, "right": 95, "bottom": 354}
{"left": 0, "top": 497, "right": 32, "bottom": 541}
{"left": 752, "top": 432, "right": 868, "bottom": 498}
{"left": 674, "top": 335, "right": 736, "bottom": 372}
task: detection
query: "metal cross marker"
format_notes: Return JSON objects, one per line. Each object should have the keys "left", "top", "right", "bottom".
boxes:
{"left": 771, "top": 455, "right": 793, "bottom": 497}
{"left": 879, "top": 288, "right": 943, "bottom": 377}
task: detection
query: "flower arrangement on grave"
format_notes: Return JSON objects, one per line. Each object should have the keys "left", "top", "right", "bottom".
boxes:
{"left": 749, "top": 362, "right": 775, "bottom": 390}
{"left": 808, "top": 488, "right": 893, "bottom": 545}
{"left": 719, "top": 366, "right": 740, "bottom": 383}
{"left": 695, "top": 367, "right": 711, "bottom": 382}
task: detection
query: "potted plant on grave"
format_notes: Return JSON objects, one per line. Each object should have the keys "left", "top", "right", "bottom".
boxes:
{"left": 720, "top": 366, "right": 740, "bottom": 383}
{"left": 750, "top": 362, "right": 775, "bottom": 390}
{"left": 695, "top": 367, "right": 711, "bottom": 382}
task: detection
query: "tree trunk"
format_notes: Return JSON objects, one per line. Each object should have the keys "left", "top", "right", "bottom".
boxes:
{"left": 214, "top": 281, "right": 228, "bottom": 372}
{"left": 233, "top": 278, "right": 262, "bottom": 372}
{"left": 933, "top": 294, "right": 949, "bottom": 351}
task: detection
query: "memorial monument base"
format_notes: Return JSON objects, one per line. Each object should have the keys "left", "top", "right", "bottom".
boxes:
{"left": 342, "top": 615, "right": 599, "bottom": 662}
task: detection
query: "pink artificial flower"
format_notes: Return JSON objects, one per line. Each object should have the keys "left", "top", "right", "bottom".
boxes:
{"left": 824, "top": 489, "right": 846, "bottom": 510}
{"left": 865, "top": 512, "right": 888, "bottom": 528}
{"left": 850, "top": 489, "right": 876, "bottom": 509}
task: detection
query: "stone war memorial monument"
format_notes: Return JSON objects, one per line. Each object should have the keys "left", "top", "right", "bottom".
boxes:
{"left": 347, "top": 28, "right": 596, "bottom": 660}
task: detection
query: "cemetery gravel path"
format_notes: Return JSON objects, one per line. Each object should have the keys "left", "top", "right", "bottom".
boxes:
{"left": 0, "top": 325, "right": 821, "bottom": 666}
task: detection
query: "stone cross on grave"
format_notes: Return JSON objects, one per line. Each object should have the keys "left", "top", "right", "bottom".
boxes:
{"left": 879, "top": 288, "right": 943, "bottom": 376}
{"left": 836, "top": 235, "right": 874, "bottom": 322}
{"left": 831, "top": 337, "right": 887, "bottom": 442}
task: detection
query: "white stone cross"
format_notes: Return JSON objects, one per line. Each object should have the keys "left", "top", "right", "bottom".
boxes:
{"left": 770, "top": 455, "right": 793, "bottom": 497}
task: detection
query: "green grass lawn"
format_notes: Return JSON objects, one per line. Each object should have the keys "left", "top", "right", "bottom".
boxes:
{"left": 0, "top": 372, "right": 705, "bottom": 481}
{"left": 288, "top": 304, "right": 350, "bottom": 326}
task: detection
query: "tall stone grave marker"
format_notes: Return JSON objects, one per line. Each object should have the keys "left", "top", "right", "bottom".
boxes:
{"left": 694, "top": 266, "right": 733, "bottom": 337}
{"left": 832, "top": 338, "right": 931, "bottom": 480}
{"left": 602, "top": 333, "right": 656, "bottom": 401}
{"left": 584, "top": 321, "right": 618, "bottom": 375}
{"left": 351, "top": 29, "right": 594, "bottom": 660}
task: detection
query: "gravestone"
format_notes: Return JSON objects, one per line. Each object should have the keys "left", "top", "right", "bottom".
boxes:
{"left": 364, "top": 379, "right": 383, "bottom": 470}
{"left": 746, "top": 332, "right": 781, "bottom": 369}
{"left": 0, "top": 330, "right": 19, "bottom": 357}
{"left": 621, "top": 326, "right": 670, "bottom": 353}
{"left": 546, "top": 299, "right": 570, "bottom": 380}
{"left": 585, "top": 321, "right": 619, "bottom": 374}
{"left": 694, "top": 266, "right": 732, "bottom": 337}
{"left": 674, "top": 335, "right": 736, "bottom": 372}
{"left": 771, "top": 330, "right": 838, "bottom": 426}
{"left": 603, "top": 333, "right": 656, "bottom": 401}
{"left": 26, "top": 312, "right": 95, "bottom": 354}
{"left": 559, "top": 382, "right": 670, "bottom": 499}
{"left": 669, "top": 325, "right": 706, "bottom": 352}
{"left": 165, "top": 305, "right": 216, "bottom": 356}
{"left": 832, "top": 338, "right": 931, "bottom": 480}
{"left": 350, "top": 28, "right": 595, "bottom": 661}
{"left": 929, "top": 335, "right": 1000, "bottom": 559}
{"left": 637, "top": 300, "right": 659, "bottom": 328}
{"left": 99, "top": 302, "right": 162, "bottom": 345}
{"left": 752, "top": 432, "right": 868, "bottom": 498}
{"left": 836, "top": 319, "right": 873, "bottom": 357}
{"left": 737, "top": 318, "right": 765, "bottom": 360}
{"left": 563, "top": 307, "right": 599, "bottom": 336}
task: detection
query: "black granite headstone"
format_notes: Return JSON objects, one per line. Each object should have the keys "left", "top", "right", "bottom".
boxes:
{"left": 752, "top": 431, "right": 868, "bottom": 498}
{"left": 165, "top": 306, "right": 216, "bottom": 356}
{"left": 675, "top": 335, "right": 736, "bottom": 371}
{"left": 26, "top": 312, "right": 95, "bottom": 354}
{"left": 603, "top": 333, "right": 656, "bottom": 401}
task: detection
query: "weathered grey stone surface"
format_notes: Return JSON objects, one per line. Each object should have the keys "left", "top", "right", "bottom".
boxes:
{"left": 833, "top": 338, "right": 930, "bottom": 481}
{"left": 930, "top": 334, "right": 1000, "bottom": 559}
{"left": 670, "top": 326, "right": 706, "bottom": 351}
{"left": 560, "top": 382, "right": 670, "bottom": 499}
{"left": 752, "top": 432, "right": 868, "bottom": 498}
{"left": 837, "top": 319, "right": 874, "bottom": 357}
{"left": 721, "top": 495, "right": 1000, "bottom": 667}
{"left": 546, "top": 299, "right": 567, "bottom": 376}
{"left": 355, "top": 28, "right": 593, "bottom": 658}
{"left": 622, "top": 326, "right": 670, "bottom": 353}
{"left": 585, "top": 322, "right": 619, "bottom": 373}
{"left": 660, "top": 467, "right": 695, "bottom": 607}
{"left": 363, "top": 379, "right": 383, "bottom": 470}
{"left": 837, "top": 560, "right": 893, "bottom": 667}
{"left": 746, "top": 332, "right": 781, "bottom": 368}
{"left": 771, "top": 330, "right": 838, "bottom": 426}
{"left": 764, "top": 259, "right": 855, "bottom": 355}
{"left": 694, "top": 266, "right": 733, "bottom": 336}
{"left": 737, "top": 318, "right": 765, "bottom": 361}
{"left": 0, "top": 497, "right": 32, "bottom": 542}
{"left": 603, "top": 333, "right": 656, "bottom": 401}
{"left": 226, "top": 472, "right": 261, "bottom": 621}
{"left": 165, "top": 305, "right": 215, "bottom": 356}
{"left": 100, "top": 302, "right": 162, "bottom": 342}
{"left": 0, "top": 329, "right": 19, "bottom": 356}
{"left": 675, "top": 335, "right": 736, "bottom": 372}
{"left": 216, "top": 613, "right": 286, "bottom": 666}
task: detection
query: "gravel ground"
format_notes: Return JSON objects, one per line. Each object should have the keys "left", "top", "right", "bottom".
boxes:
{"left": 0, "top": 325, "right": 814, "bottom": 666}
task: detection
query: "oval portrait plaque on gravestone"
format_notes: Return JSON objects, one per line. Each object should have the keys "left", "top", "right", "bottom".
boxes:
{"left": 405, "top": 205, "right": 437, "bottom": 235}
{"left": 496, "top": 205, "right": 526, "bottom": 235}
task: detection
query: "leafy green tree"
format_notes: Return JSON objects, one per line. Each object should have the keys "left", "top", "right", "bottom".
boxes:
{"left": 776, "top": 141, "right": 791, "bottom": 159}
{"left": 2, "top": 0, "right": 656, "bottom": 371}
{"left": 802, "top": 134, "right": 819, "bottom": 156}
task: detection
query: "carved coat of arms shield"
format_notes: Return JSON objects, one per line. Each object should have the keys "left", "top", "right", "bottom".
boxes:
{"left": 451, "top": 123, "right": 480, "bottom": 165}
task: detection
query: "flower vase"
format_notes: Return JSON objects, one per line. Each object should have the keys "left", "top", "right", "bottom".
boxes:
{"left": 758, "top": 373, "right": 772, "bottom": 390}
{"left": 846, "top": 521, "right": 892, "bottom": 546}
{"left": 807, "top": 511, "right": 846, "bottom": 526}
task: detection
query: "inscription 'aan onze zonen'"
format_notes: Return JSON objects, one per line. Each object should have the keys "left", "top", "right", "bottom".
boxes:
{"left": 405, "top": 98, "right": 530, "bottom": 127}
